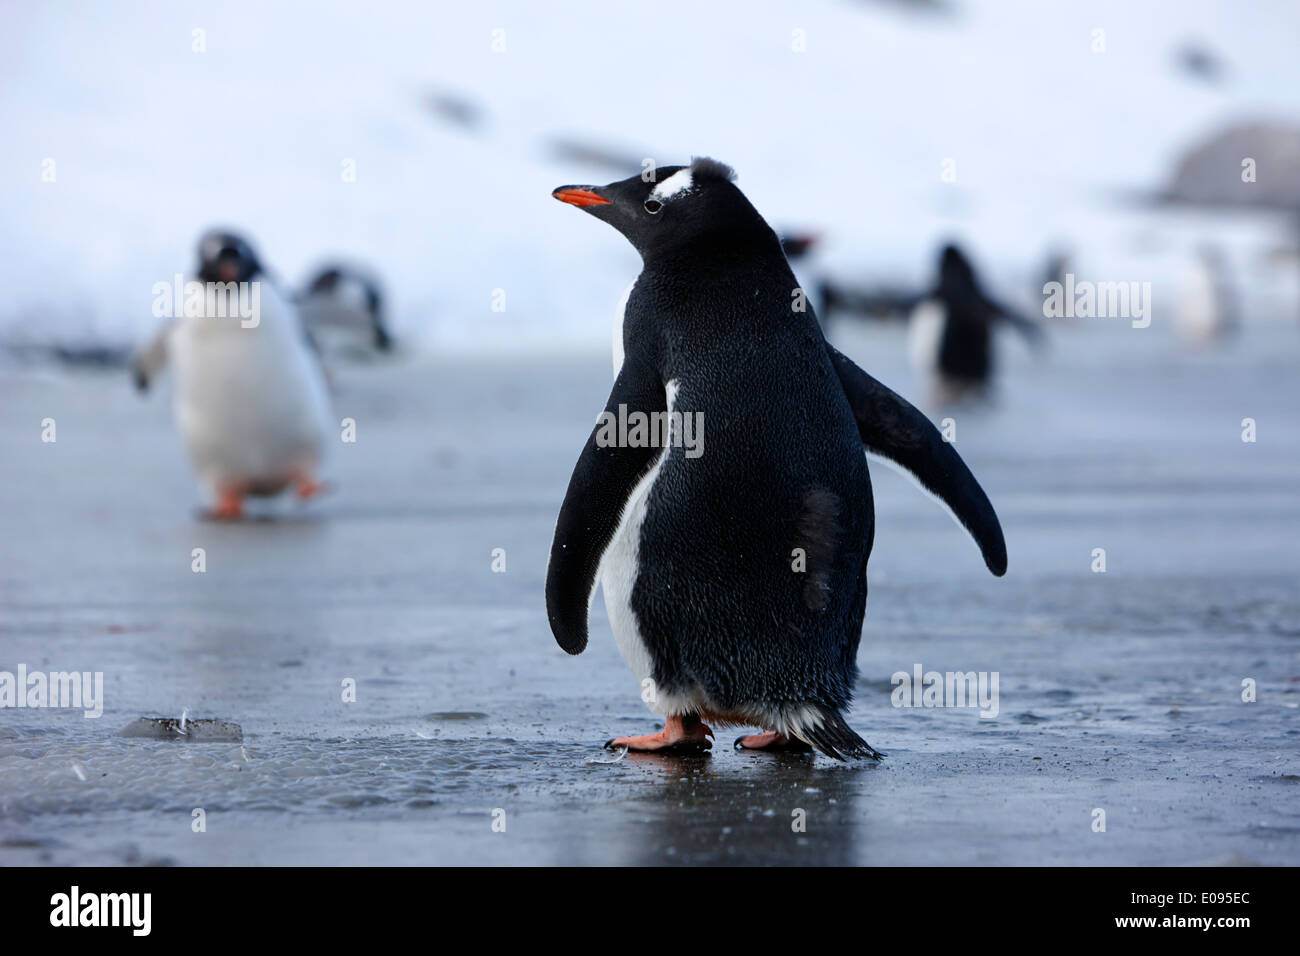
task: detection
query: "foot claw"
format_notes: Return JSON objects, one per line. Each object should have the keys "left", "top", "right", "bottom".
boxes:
{"left": 604, "top": 715, "right": 714, "bottom": 753}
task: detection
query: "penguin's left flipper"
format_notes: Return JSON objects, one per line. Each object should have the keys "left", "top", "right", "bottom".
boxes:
{"left": 546, "top": 357, "right": 668, "bottom": 654}
{"left": 131, "top": 321, "right": 174, "bottom": 392}
{"left": 826, "top": 343, "right": 1008, "bottom": 576}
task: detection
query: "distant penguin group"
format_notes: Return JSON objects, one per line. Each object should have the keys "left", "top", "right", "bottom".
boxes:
{"left": 133, "top": 231, "right": 334, "bottom": 519}
{"left": 547, "top": 160, "right": 1007, "bottom": 760}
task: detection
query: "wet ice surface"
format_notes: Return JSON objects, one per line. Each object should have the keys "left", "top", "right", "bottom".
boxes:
{"left": 1, "top": 321, "right": 1298, "bottom": 865}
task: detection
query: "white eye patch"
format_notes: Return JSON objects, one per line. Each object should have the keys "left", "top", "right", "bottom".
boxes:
{"left": 649, "top": 168, "right": 693, "bottom": 201}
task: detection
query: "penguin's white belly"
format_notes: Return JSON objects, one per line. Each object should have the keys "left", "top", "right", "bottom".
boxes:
{"left": 298, "top": 294, "right": 374, "bottom": 352}
{"left": 611, "top": 279, "right": 635, "bottom": 377}
{"left": 599, "top": 463, "right": 661, "bottom": 687}
{"left": 171, "top": 308, "right": 331, "bottom": 493}
{"left": 1176, "top": 262, "right": 1220, "bottom": 342}
{"left": 299, "top": 297, "right": 369, "bottom": 332}
{"left": 908, "top": 299, "right": 946, "bottom": 372}
{"left": 597, "top": 380, "right": 702, "bottom": 714}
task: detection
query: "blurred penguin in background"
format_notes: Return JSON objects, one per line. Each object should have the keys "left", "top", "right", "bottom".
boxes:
{"left": 780, "top": 231, "right": 825, "bottom": 323}
{"left": 802, "top": 244, "right": 923, "bottom": 334}
{"left": 780, "top": 232, "right": 819, "bottom": 262}
{"left": 909, "top": 243, "right": 1044, "bottom": 407}
{"left": 297, "top": 265, "right": 393, "bottom": 357}
{"left": 132, "top": 230, "right": 334, "bottom": 519}
{"left": 1176, "top": 244, "right": 1238, "bottom": 345}
{"left": 1041, "top": 246, "right": 1073, "bottom": 320}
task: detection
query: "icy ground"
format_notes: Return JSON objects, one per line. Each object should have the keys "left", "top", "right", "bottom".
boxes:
{"left": 1, "top": 318, "right": 1297, "bottom": 865}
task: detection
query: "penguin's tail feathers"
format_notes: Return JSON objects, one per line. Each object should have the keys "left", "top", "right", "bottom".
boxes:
{"left": 796, "top": 708, "right": 885, "bottom": 762}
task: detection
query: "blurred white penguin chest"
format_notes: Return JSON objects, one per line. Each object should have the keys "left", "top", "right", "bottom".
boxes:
{"left": 908, "top": 299, "right": 947, "bottom": 371}
{"left": 170, "top": 283, "right": 331, "bottom": 477}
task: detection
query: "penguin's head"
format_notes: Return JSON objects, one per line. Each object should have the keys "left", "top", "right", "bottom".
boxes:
{"left": 197, "top": 230, "right": 262, "bottom": 283}
{"left": 938, "top": 243, "right": 976, "bottom": 286}
{"left": 552, "top": 157, "right": 777, "bottom": 260}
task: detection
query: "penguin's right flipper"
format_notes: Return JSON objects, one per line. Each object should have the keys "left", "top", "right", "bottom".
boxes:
{"left": 826, "top": 343, "right": 1007, "bottom": 576}
{"left": 546, "top": 357, "right": 668, "bottom": 654}
{"left": 991, "top": 298, "right": 1047, "bottom": 350}
{"left": 131, "top": 321, "right": 174, "bottom": 392}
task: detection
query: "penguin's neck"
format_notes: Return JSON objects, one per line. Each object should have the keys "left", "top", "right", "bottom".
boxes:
{"left": 644, "top": 232, "right": 784, "bottom": 277}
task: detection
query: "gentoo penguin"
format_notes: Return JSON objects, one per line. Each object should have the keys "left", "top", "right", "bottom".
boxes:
{"left": 908, "top": 243, "right": 1043, "bottom": 405}
{"left": 133, "top": 230, "right": 333, "bottom": 519}
{"left": 296, "top": 265, "right": 393, "bottom": 355}
{"left": 546, "top": 159, "right": 1007, "bottom": 760}
{"left": 1176, "top": 244, "right": 1237, "bottom": 344}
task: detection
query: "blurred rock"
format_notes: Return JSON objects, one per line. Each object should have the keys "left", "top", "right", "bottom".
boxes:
{"left": 1163, "top": 121, "right": 1300, "bottom": 212}
{"left": 423, "top": 91, "right": 482, "bottom": 131}
{"left": 1173, "top": 41, "right": 1229, "bottom": 85}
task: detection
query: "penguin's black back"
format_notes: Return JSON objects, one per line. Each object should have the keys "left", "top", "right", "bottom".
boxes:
{"left": 937, "top": 301, "right": 994, "bottom": 382}
{"left": 933, "top": 245, "right": 997, "bottom": 383}
{"left": 624, "top": 243, "right": 873, "bottom": 714}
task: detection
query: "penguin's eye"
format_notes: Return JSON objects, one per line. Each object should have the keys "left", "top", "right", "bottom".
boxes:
{"left": 643, "top": 199, "right": 663, "bottom": 214}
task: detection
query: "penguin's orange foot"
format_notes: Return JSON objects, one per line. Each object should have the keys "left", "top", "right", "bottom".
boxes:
{"left": 605, "top": 715, "right": 713, "bottom": 753}
{"left": 293, "top": 476, "right": 326, "bottom": 501}
{"left": 733, "top": 731, "right": 813, "bottom": 753}
{"left": 204, "top": 488, "right": 244, "bottom": 521}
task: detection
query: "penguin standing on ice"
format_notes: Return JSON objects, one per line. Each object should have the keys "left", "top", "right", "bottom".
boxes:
{"left": 908, "top": 243, "right": 1043, "bottom": 406}
{"left": 297, "top": 265, "right": 393, "bottom": 355}
{"left": 546, "top": 159, "right": 1007, "bottom": 760}
{"left": 1175, "top": 244, "right": 1237, "bottom": 344}
{"left": 133, "top": 230, "right": 333, "bottom": 519}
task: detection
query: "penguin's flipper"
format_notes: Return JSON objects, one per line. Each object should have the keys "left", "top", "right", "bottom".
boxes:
{"left": 546, "top": 358, "right": 668, "bottom": 654}
{"left": 826, "top": 343, "right": 1007, "bottom": 576}
{"left": 131, "top": 321, "right": 174, "bottom": 392}
{"left": 365, "top": 286, "right": 392, "bottom": 351}
{"left": 302, "top": 325, "right": 324, "bottom": 358}
{"left": 992, "top": 299, "right": 1047, "bottom": 349}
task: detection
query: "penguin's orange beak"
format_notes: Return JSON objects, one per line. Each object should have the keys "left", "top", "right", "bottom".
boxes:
{"left": 552, "top": 186, "right": 611, "bottom": 208}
